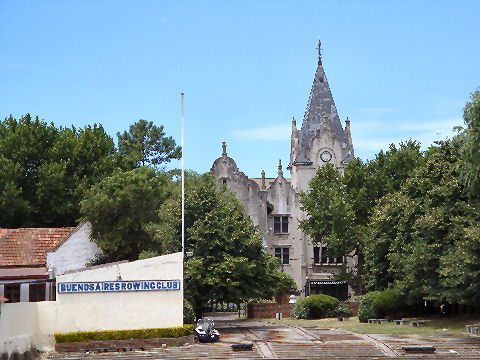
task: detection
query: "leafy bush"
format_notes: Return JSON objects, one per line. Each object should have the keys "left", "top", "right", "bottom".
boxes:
{"left": 54, "top": 325, "right": 194, "bottom": 343}
{"left": 358, "top": 291, "right": 381, "bottom": 322}
{"left": 275, "top": 272, "right": 297, "bottom": 296}
{"left": 183, "top": 299, "right": 195, "bottom": 324}
{"left": 293, "top": 294, "right": 339, "bottom": 319}
{"left": 328, "top": 303, "right": 352, "bottom": 318}
{"left": 293, "top": 297, "right": 310, "bottom": 319}
{"left": 373, "top": 289, "right": 402, "bottom": 316}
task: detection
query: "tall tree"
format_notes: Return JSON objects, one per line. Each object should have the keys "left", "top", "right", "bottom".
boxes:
{"left": 149, "top": 173, "right": 280, "bottom": 317}
{"left": 117, "top": 119, "right": 181, "bottom": 169}
{"left": 454, "top": 87, "right": 480, "bottom": 197}
{"left": 364, "top": 141, "right": 480, "bottom": 305}
{"left": 299, "top": 141, "right": 423, "bottom": 292}
{"left": 80, "top": 167, "right": 173, "bottom": 263}
{"left": 0, "top": 114, "right": 117, "bottom": 227}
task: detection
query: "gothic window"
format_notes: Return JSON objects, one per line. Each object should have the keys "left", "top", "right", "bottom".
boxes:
{"left": 4, "top": 283, "right": 20, "bottom": 303}
{"left": 274, "top": 216, "right": 289, "bottom": 234}
{"left": 29, "top": 283, "right": 46, "bottom": 302}
{"left": 275, "top": 247, "right": 290, "bottom": 265}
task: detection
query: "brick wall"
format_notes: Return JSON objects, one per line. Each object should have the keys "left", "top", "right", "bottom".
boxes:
{"left": 247, "top": 303, "right": 295, "bottom": 319}
{"left": 345, "top": 301, "right": 359, "bottom": 316}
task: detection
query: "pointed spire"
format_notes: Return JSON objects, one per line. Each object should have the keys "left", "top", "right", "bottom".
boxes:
{"left": 291, "top": 116, "right": 298, "bottom": 138}
{"left": 301, "top": 40, "right": 347, "bottom": 148}
{"left": 278, "top": 159, "right": 283, "bottom": 177}
{"left": 261, "top": 170, "right": 266, "bottom": 190}
{"left": 222, "top": 141, "right": 227, "bottom": 157}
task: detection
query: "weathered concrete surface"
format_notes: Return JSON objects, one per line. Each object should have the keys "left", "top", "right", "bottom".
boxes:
{"left": 40, "top": 320, "right": 480, "bottom": 359}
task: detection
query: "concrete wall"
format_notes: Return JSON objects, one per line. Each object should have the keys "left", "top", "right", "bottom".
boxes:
{"left": 47, "top": 222, "right": 102, "bottom": 277}
{"left": 55, "top": 252, "right": 183, "bottom": 332}
{"left": 0, "top": 252, "right": 183, "bottom": 353}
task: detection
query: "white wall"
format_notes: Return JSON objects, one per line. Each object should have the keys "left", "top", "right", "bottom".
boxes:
{"left": 55, "top": 252, "right": 183, "bottom": 332}
{"left": 47, "top": 222, "right": 102, "bottom": 277}
{"left": 0, "top": 252, "right": 183, "bottom": 351}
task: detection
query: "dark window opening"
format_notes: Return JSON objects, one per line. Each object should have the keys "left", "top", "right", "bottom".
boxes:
{"left": 321, "top": 246, "right": 328, "bottom": 264}
{"left": 275, "top": 247, "right": 290, "bottom": 264}
{"left": 314, "top": 246, "right": 320, "bottom": 264}
{"left": 222, "top": 178, "right": 227, "bottom": 185}
{"left": 4, "top": 283, "right": 21, "bottom": 303}
{"left": 29, "top": 283, "right": 46, "bottom": 302}
{"left": 273, "top": 216, "right": 289, "bottom": 234}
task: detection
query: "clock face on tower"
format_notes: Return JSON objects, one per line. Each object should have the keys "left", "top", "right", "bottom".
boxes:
{"left": 320, "top": 150, "right": 332, "bottom": 162}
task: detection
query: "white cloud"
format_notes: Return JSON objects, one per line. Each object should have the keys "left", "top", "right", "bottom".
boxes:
{"left": 232, "top": 124, "right": 291, "bottom": 141}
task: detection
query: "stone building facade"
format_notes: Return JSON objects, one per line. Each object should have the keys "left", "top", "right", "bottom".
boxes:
{"left": 210, "top": 42, "right": 355, "bottom": 300}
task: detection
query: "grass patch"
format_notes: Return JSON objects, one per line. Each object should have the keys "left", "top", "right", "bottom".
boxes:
{"left": 268, "top": 316, "right": 476, "bottom": 336}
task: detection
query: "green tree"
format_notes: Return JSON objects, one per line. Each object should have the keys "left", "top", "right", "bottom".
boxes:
{"left": 275, "top": 272, "right": 297, "bottom": 301}
{"left": 364, "top": 141, "right": 480, "bottom": 305}
{"left": 80, "top": 167, "right": 173, "bottom": 262}
{"left": 455, "top": 87, "right": 480, "bottom": 197}
{"left": 150, "top": 173, "right": 280, "bottom": 318}
{"left": 0, "top": 114, "right": 117, "bottom": 227}
{"left": 117, "top": 119, "right": 181, "bottom": 169}
{"left": 299, "top": 141, "right": 424, "bottom": 293}
{"left": 299, "top": 163, "right": 354, "bottom": 254}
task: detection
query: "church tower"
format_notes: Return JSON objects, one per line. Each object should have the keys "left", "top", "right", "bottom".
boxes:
{"left": 210, "top": 41, "right": 355, "bottom": 300}
{"left": 290, "top": 40, "right": 354, "bottom": 192}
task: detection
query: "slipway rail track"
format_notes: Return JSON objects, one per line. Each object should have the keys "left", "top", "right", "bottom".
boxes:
{"left": 43, "top": 320, "right": 480, "bottom": 359}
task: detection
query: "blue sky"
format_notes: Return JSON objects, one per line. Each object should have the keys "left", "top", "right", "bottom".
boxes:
{"left": 1, "top": 1, "right": 479, "bottom": 177}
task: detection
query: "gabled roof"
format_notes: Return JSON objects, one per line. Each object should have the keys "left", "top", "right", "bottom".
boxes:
{"left": 0, "top": 227, "right": 76, "bottom": 267}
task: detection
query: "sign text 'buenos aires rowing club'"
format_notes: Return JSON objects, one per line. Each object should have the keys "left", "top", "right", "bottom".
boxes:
{"left": 58, "top": 280, "right": 181, "bottom": 294}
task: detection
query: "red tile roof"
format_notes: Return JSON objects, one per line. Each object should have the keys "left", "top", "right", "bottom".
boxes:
{"left": 0, "top": 227, "right": 76, "bottom": 266}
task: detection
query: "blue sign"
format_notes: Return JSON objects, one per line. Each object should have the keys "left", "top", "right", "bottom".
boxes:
{"left": 58, "top": 280, "right": 181, "bottom": 294}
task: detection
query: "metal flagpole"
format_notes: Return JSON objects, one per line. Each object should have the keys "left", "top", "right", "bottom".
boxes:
{"left": 181, "top": 93, "right": 185, "bottom": 258}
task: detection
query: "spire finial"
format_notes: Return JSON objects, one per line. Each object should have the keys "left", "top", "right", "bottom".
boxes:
{"left": 278, "top": 159, "right": 283, "bottom": 176}
{"left": 346, "top": 116, "right": 350, "bottom": 123}
{"left": 317, "top": 39, "right": 322, "bottom": 64}
{"left": 261, "top": 170, "right": 266, "bottom": 190}
{"left": 292, "top": 116, "right": 296, "bottom": 126}
{"left": 222, "top": 141, "right": 227, "bottom": 157}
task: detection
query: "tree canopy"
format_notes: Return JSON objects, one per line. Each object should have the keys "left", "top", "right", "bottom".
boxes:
{"left": 299, "top": 140, "right": 423, "bottom": 292}
{"left": 117, "top": 119, "right": 181, "bottom": 169}
{"left": 80, "top": 167, "right": 173, "bottom": 263}
{"left": 299, "top": 87, "right": 480, "bottom": 307}
{"left": 455, "top": 87, "right": 480, "bottom": 197}
{"left": 149, "top": 173, "right": 281, "bottom": 317}
{"left": 0, "top": 114, "right": 117, "bottom": 227}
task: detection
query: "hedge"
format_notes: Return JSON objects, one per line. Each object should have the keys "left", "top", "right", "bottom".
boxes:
{"left": 55, "top": 324, "right": 194, "bottom": 343}
{"left": 293, "top": 294, "right": 339, "bottom": 319}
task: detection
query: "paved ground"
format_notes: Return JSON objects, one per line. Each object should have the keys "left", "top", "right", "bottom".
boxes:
{"left": 42, "top": 319, "right": 480, "bottom": 359}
